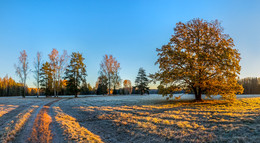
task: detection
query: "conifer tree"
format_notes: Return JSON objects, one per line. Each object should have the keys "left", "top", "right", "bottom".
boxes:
{"left": 135, "top": 68, "right": 149, "bottom": 95}
{"left": 65, "top": 52, "right": 87, "bottom": 98}
{"left": 40, "top": 62, "right": 53, "bottom": 96}
{"left": 96, "top": 75, "right": 108, "bottom": 95}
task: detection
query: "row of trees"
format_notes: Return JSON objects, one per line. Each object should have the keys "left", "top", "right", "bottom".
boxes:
{"left": 96, "top": 66, "right": 150, "bottom": 95}
{"left": 14, "top": 49, "right": 150, "bottom": 98}
{"left": 95, "top": 54, "right": 149, "bottom": 95}
{"left": 14, "top": 49, "right": 89, "bottom": 97}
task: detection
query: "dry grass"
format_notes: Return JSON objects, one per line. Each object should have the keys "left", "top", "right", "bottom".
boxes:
{"left": 0, "top": 104, "right": 18, "bottom": 117}
{"left": 0, "top": 105, "right": 38, "bottom": 143}
{"left": 53, "top": 106, "right": 103, "bottom": 143}
{"left": 28, "top": 106, "right": 52, "bottom": 143}
{"left": 79, "top": 98, "right": 260, "bottom": 142}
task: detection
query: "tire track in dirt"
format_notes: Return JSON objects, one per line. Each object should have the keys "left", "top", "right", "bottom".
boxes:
{"left": 12, "top": 99, "right": 60, "bottom": 143}
{"left": 48, "top": 100, "right": 67, "bottom": 143}
{"left": 27, "top": 100, "right": 60, "bottom": 143}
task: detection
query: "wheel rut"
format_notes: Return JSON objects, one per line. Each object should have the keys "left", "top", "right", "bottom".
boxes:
{"left": 13, "top": 99, "right": 61, "bottom": 143}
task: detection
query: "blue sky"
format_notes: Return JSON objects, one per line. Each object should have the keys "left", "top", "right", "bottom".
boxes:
{"left": 0, "top": 0, "right": 260, "bottom": 89}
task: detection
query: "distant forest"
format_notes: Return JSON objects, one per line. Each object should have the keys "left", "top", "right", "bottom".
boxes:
{"left": 238, "top": 77, "right": 260, "bottom": 94}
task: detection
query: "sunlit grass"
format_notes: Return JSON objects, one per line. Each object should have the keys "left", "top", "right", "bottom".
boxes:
{"left": 53, "top": 106, "right": 103, "bottom": 143}
{"left": 78, "top": 98, "right": 260, "bottom": 142}
{"left": 28, "top": 106, "right": 52, "bottom": 143}
{"left": 0, "top": 105, "right": 19, "bottom": 117}
{"left": 0, "top": 105, "right": 38, "bottom": 143}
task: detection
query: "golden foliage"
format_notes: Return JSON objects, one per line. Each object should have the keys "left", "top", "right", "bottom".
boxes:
{"left": 100, "top": 55, "right": 121, "bottom": 94}
{"left": 152, "top": 18, "right": 243, "bottom": 100}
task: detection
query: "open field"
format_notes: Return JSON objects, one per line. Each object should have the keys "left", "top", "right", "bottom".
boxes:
{"left": 0, "top": 95, "right": 259, "bottom": 143}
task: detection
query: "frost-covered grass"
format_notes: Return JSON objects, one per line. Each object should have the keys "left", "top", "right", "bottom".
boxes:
{"left": 0, "top": 106, "right": 38, "bottom": 143}
{"left": 28, "top": 106, "right": 52, "bottom": 143}
{"left": 0, "top": 95, "right": 259, "bottom": 142}
{"left": 53, "top": 106, "right": 103, "bottom": 143}
{"left": 0, "top": 105, "right": 18, "bottom": 117}
{"left": 60, "top": 95, "right": 260, "bottom": 142}
{"left": 0, "top": 97, "right": 56, "bottom": 143}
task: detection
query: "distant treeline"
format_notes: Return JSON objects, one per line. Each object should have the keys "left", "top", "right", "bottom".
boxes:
{"left": 0, "top": 74, "right": 158, "bottom": 97}
{"left": 0, "top": 75, "right": 38, "bottom": 96}
{"left": 238, "top": 77, "right": 260, "bottom": 94}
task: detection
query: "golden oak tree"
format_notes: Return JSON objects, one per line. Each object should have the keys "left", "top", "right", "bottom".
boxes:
{"left": 152, "top": 18, "right": 243, "bottom": 101}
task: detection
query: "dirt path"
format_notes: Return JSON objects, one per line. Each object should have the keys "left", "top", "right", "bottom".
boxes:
{"left": 13, "top": 99, "right": 61, "bottom": 143}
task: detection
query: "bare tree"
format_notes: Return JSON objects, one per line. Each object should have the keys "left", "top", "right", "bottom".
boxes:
{"left": 15, "top": 50, "right": 29, "bottom": 98}
{"left": 57, "top": 50, "right": 69, "bottom": 95}
{"left": 112, "top": 66, "right": 121, "bottom": 94}
{"left": 100, "top": 55, "right": 120, "bottom": 95}
{"left": 33, "top": 52, "right": 42, "bottom": 98}
{"left": 49, "top": 49, "right": 59, "bottom": 97}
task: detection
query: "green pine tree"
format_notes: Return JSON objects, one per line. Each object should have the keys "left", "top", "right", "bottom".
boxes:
{"left": 96, "top": 75, "right": 108, "bottom": 95}
{"left": 65, "top": 52, "right": 87, "bottom": 98}
{"left": 135, "top": 68, "right": 150, "bottom": 95}
{"left": 39, "top": 62, "right": 53, "bottom": 96}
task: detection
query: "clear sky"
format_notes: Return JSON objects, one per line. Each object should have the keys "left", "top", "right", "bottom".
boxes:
{"left": 0, "top": 0, "right": 260, "bottom": 89}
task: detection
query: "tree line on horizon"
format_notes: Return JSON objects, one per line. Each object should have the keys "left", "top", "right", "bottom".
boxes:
{"left": 2, "top": 49, "right": 150, "bottom": 98}
{"left": 238, "top": 77, "right": 260, "bottom": 94}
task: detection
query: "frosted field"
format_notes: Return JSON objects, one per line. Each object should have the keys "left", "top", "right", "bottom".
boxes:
{"left": 0, "top": 94, "right": 259, "bottom": 142}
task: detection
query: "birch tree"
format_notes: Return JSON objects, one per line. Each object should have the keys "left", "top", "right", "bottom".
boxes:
{"left": 57, "top": 50, "right": 69, "bottom": 95}
{"left": 33, "top": 52, "right": 42, "bottom": 97}
{"left": 48, "top": 49, "right": 59, "bottom": 97}
{"left": 15, "top": 50, "right": 29, "bottom": 98}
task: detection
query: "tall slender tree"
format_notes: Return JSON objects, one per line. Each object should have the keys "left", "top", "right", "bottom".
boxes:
{"left": 112, "top": 68, "right": 121, "bottom": 94}
{"left": 15, "top": 50, "right": 29, "bottom": 98}
{"left": 40, "top": 62, "right": 53, "bottom": 96}
{"left": 57, "top": 50, "right": 69, "bottom": 95}
{"left": 96, "top": 75, "right": 108, "bottom": 95}
{"left": 65, "top": 52, "right": 87, "bottom": 98}
{"left": 33, "top": 52, "right": 42, "bottom": 97}
{"left": 48, "top": 49, "right": 59, "bottom": 97}
{"left": 135, "top": 68, "right": 149, "bottom": 95}
{"left": 100, "top": 55, "right": 120, "bottom": 95}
